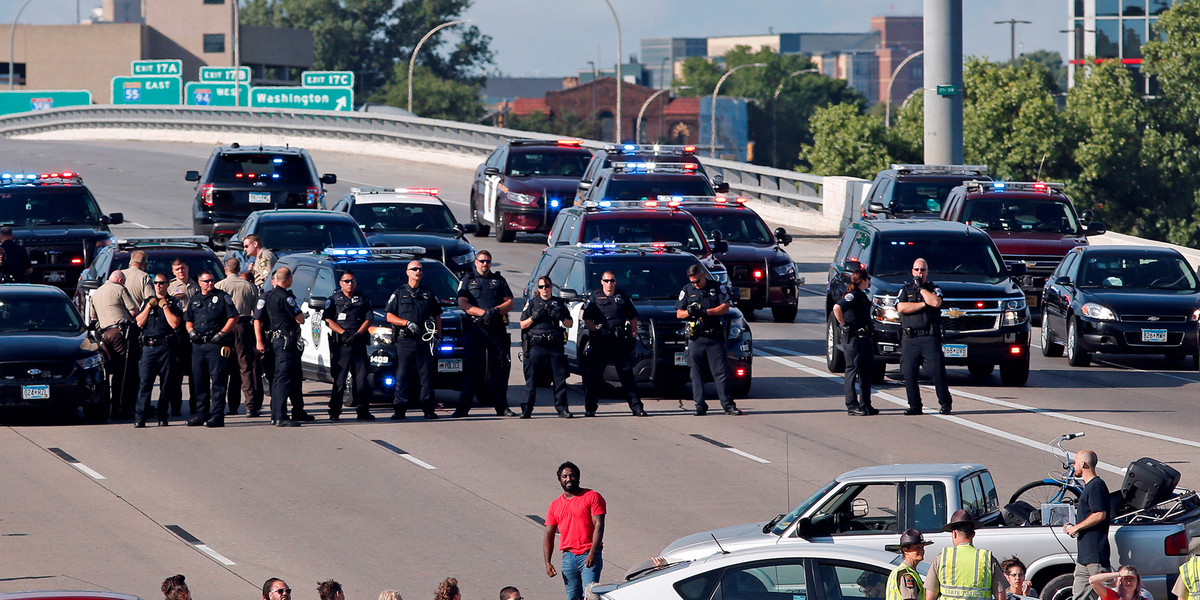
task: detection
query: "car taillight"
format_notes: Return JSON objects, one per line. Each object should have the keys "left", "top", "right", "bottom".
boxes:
{"left": 201, "top": 183, "right": 214, "bottom": 207}
{"left": 70, "top": 257, "right": 83, "bottom": 265}
{"left": 753, "top": 269, "right": 764, "bottom": 280}
{"left": 1165, "top": 531, "right": 1188, "bottom": 556}
{"left": 306, "top": 187, "right": 319, "bottom": 206}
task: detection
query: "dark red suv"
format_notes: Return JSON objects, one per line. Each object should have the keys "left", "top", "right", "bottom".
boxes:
{"left": 469, "top": 139, "right": 593, "bottom": 242}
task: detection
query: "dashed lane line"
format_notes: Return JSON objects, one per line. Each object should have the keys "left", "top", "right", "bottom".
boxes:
{"left": 371, "top": 439, "right": 437, "bottom": 469}
{"left": 690, "top": 433, "right": 772, "bottom": 464}
{"left": 47, "top": 447, "right": 105, "bottom": 480}
{"left": 166, "top": 525, "right": 236, "bottom": 566}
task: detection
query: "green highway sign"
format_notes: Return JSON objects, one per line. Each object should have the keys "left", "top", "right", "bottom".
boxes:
{"left": 250, "top": 86, "right": 353, "bottom": 111}
{"left": 936, "top": 84, "right": 959, "bottom": 96}
{"left": 199, "top": 66, "right": 251, "bottom": 83}
{"left": 185, "top": 82, "right": 250, "bottom": 106}
{"left": 112, "top": 76, "right": 182, "bottom": 105}
{"left": 0, "top": 90, "right": 92, "bottom": 116}
{"left": 131, "top": 59, "right": 182, "bottom": 76}
{"left": 301, "top": 71, "right": 354, "bottom": 88}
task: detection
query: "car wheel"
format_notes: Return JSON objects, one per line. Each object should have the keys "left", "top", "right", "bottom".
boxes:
{"left": 732, "top": 364, "right": 752, "bottom": 397}
{"left": 470, "top": 193, "right": 489, "bottom": 237}
{"left": 1041, "top": 574, "right": 1087, "bottom": 600}
{"left": 1040, "top": 309, "right": 1063, "bottom": 357}
{"left": 967, "top": 363, "right": 994, "bottom": 379}
{"left": 1066, "top": 317, "right": 1091, "bottom": 367}
{"left": 826, "top": 314, "right": 845, "bottom": 373}
{"left": 496, "top": 211, "right": 516, "bottom": 243}
{"left": 771, "top": 305, "right": 798, "bottom": 323}
{"left": 999, "top": 354, "right": 1030, "bottom": 386}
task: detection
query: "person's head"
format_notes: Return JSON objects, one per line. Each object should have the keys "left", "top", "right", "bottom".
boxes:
{"left": 0, "top": 226, "right": 13, "bottom": 240}
{"left": 851, "top": 268, "right": 871, "bottom": 290}
{"left": 197, "top": 270, "right": 217, "bottom": 294}
{"left": 1114, "top": 565, "right": 1142, "bottom": 598}
{"left": 912, "top": 258, "right": 929, "bottom": 283}
{"left": 474, "top": 250, "right": 493, "bottom": 275}
{"left": 856, "top": 572, "right": 886, "bottom": 597}
{"left": 317, "top": 580, "right": 344, "bottom": 600}
{"left": 1073, "top": 449, "right": 1098, "bottom": 477}
{"left": 273, "top": 266, "right": 293, "bottom": 289}
{"left": 406, "top": 260, "right": 424, "bottom": 285}
{"left": 687, "top": 264, "right": 706, "bottom": 288}
{"left": 1001, "top": 557, "right": 1028, "bottom": 592}
{"left": 886, "top": 529, "right": 933, "bottom": 565}
{"left": 153, "top": 273, "right": 170, "bottom": 296}
{"left": 499, "top": 587, "right": 521, "bottom": 600}
{"left": 378, "top": 591, "right": 402, "bottom": 600}
{"left": 434, "top": 577, "right": 460, "bottom": 600}
{"left": 243, "top": 234, "right": 262, "bottom": 256}
{"left": 162, "top": 574, "right": 190, "bottom": 600}
{"left": 536, "top": 275, "right": 554, "bottom": 299}
{"left": 338, "top": 269, "right": 357, "bottom": 295}
{"left": 224, "top": 257, "right": 241, "bottom": 275}
{"left": 172, "top": 258, "right": 189, "bottom": 281}
{"left": 942, "top": 509, "right": 978, "bottom": 543}
{"left": 109, "top": 270, "right": 126, "bottom": 285}
{"left": 557, "top": 461, "right": 581, "bottom": 494}
{"left": 262, "top": 578, "right": 291, "bottom": 600}
{"left": 129, "top": 250, "right": 147, "bottom": 268}
{"left": 600, "top": 271, "right": 618, "bottom": 295}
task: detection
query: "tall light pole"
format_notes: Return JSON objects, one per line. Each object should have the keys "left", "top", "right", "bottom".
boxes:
{"left": 885, "top": 50, "right": 923, "bottom": 129}
{"left": 994, "top": 18, "right": 1031, "bottom": 64}
{"left": 8, "top": 0, "right": 35, "bottom": 91}
{"left": 709, "top": 62, "right": 766, "bottom": 158}
{"left": 408, "top": 19, "right": 470, "bottom": 114}
{"left": 635, "top": 88, "right": 671, "bottom": 143}
{"left": 232, "top": 0, "right": 241, "bottom": 107}
{"left": 658, "top": 56, "right": 671, "bottom": 89}
{"left": 772, "top": 68, "right": 817, "bottom": 168}
{"left": 601, "top": 0, "right": 622, "bottom": 142}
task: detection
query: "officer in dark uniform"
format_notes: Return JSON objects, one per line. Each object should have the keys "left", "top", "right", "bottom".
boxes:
{"left": 133, "top": 274, "right": 181, "bottom": 428}
{"left": 254, "top": 266, "right": 309, "bottom": 427}
{"left": 675, "top": 264, "right": 741, "bottom": 416}
{"left": 897, "top": 257, "right": 953, "bottom": 415}
{"left": 519, "top": 275, "right": 573, "bottom": 418}
{"left": 581, "top": 270, "right": 647, "bottom": 417}
{"left": 833, "top": 268, "right": 879, "bottom": 417}
{"left": 323, "top": 269, "right": 375, "bottom": 421}
{"left": 185, "top": 270, "right": 238, "bottom": 427}
{"left": 385, "top": 260, "right": 442, "bottom": 420}
{"left": 452, "top": 250, "right": 516, "bottom": 417}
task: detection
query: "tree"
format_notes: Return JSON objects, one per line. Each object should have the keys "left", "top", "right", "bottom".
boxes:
{"left": 799, "top": 103, "right": 894, "bottom": 179}
{"left": 367, "top": 65, "right": 483, "bottom": 122}
{"left": 962, "top": 58, "right": 1066, "bottom": 181}
{"left": 1021, "top": 50, "right": 1068, "bottom": 93}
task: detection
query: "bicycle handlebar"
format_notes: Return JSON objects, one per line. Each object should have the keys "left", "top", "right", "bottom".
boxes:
{"left": 1065, "top": 432, "right": 1085, "bottom": 441}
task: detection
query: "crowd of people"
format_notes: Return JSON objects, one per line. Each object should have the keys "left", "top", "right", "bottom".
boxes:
{"left": 156, "top": 575, "right": 530, "bottom": 600}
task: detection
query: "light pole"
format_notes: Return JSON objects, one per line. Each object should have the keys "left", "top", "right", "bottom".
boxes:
{"left": 8, "top": 0, "right": 35, "bottom": 90}
{"left": 885, "top": 50, "right": 923, "bottom": 129}
{"left": 709, "top": 62, "right": 766, "bottom": 158}
{"left": 232, "top": 0, "right": 241, "bottom": 107}
{"left": 601, "top": 0, "right": 622, "bottom": 142}
{"left": 635, "top": 88, "right": 671, "bottom": 143}
{"left": 658, "top": 56, "right": 671, "bottom": 89}
{"left": 771, "top": 68, "right": 817, "bottom": 168}
{"left": 408, "top": 19, "right": 470, "bottom": 114}
{"left": 994, "top": 18, "right": 1031, "bottom": 64}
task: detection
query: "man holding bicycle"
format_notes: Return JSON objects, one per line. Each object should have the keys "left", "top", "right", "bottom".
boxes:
{"left": 1066, "top": 449, "right": 1112, "bottom": 600}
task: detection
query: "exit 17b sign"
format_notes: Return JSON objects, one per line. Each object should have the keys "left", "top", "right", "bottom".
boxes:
{"left": 301, "top": 71, "right": 354, "bottom": 88}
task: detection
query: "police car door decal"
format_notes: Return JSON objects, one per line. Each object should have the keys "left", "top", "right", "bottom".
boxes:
{"left": 484, "top": 172, "right": 500, "bottom": 224}
{"left": 300, "top": 298, "right": 328, "bottom": 371}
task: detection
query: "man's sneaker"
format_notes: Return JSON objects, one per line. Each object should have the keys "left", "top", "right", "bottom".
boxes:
{"left": 939, "top": 406, "right": 953, "bottom": 415}
{"left": 847, "top": 407, "right": 867, "bottom": 416}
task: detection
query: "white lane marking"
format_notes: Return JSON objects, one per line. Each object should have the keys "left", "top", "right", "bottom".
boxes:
{"left": 400, "top": 454, "right": 437, "bottom": 470}
{"left": 72, "top": 463, "right": 106, "bottom": 480}
{"left": 1034, "top": 334, "right": 1200, "bottom": 383}
{"left": 48, "top": 447, "right": 106, "bottom": 480}
{"left": 727, "top": 448, "right": 772, "bottom": 463}
{"left": 196, "top": 544, "right": 236, "bottom": 566}
{"left": 125, "top": 221, "right": 152, "bottom": 229}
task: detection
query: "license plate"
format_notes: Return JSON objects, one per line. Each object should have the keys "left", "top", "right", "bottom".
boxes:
{"left": 1141, "top": 329, "right": 1168, "bottom": 342}
{"left": 738, "top": 287, "right": 751, "bottom": 300}
{"left": 43, "top": 271, "right": 66, "bottom": 283}
{"left": 1026, "top": 293, "right": 1039, "bottom": 307}
{"left": 21, "top": 385, "right": 49, "bottom": 400}
{"left": 942, "top": 344, "right": 968, "bottom": 358}
{"left": 438, "top": 359, "right": 463, "bottom": 372}
{"left": 674, "top": 352, "right": 688, "bottom": 366}
{"left": 248, "top": 192, "right": 271, "bottom": 203}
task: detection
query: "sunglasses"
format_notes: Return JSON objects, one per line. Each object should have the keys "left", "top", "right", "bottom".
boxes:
{"left": 341, "top": 279, "right": 355, "bottom": 283}
{"left": 537, "top": 284, "right": 551, "bottom": 289}
{"left": 476, "top": 259, "right": 491, "bottom": 264}
{"left": 912, "top": 268, "right": 927, "bottom": 272}
{"left": 408, "top": 268, "right": 422, "bottom": 272}
{"left": 154, "top": 281, "right": 168, "bottom": 285}
{"left": 272, "top": 590, "right": 291, "bottom": 595}
{"left": 198, "top": 279, "right": 214, "bottom": 283}
{"left": 602, "top": 278, "right": 616, "bottom": 283}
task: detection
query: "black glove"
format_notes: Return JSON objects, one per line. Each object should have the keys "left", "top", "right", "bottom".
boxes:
{"left": 210, "top": 331, "right": 227, "bottom": 346}
{"left": 913, "top": 277, "right": 924, "bottom": 288}
{"left": 922, "top": 281, "right": 936, "bottom": 292}
{"left": 342, "top": 331, "right": 359, "bottom": 345}
{"left": 548, "top": 303, "right": 566, "bottom": 321}
{"left": 188, "top": 330, "right": 201, "bottom": 344}
{"left": 535, "top": 307, "right": 552, "bottom": 322}
{"left": 687, "top": 302, "right": 705, "bottom": 319}
{"left": 405, "top": 321, "right": 421, "bottom": 337}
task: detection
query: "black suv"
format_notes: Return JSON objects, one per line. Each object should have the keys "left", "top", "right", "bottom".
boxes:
{"left": 525, "top": 244, "right": 753, "bottom": 396}
{"left": 226, "top": 209, "right": 368, "bottom": 267}
{"left": 826, "top": 220, "right": 1032, "bottom": 386}
{"left": 0, "top": 171, "right": 123, "bottom": 293}
{"left": 73, "top": 236, "right": 224, "bottom": 315}
{"left": 186, "top": 143, "right": 337, "bottom": 247}
{"left": 574, "top": 144, "right": 710, "bottom": 205}
{"left": 469, "top": 139, "right": 593, "bottom": 242}
{"left": 860, "top": 164, "right": 989, "bottom": 220}
{"left": 271, "top": 248, "right": 467, "bottom": 399}
{"left": 577, "top": 162, "right": 725, "bottom": 207}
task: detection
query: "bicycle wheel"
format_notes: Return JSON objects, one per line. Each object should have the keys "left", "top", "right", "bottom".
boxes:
{"left": 1009, "top": 481, "right": 1080, "bottom": 507}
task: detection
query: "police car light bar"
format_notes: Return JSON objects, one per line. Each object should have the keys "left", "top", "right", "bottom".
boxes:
{"left": 367, "top": 246, "right": 427, "bottom": 256}
{"left": 605, "top": 143, "right": 697, "bottom": 155}
{"left": 656, "top": 195, "right": 748, "bottom": 205}
{"left": 1, "top": 171, "right": 84, "bottom": 184}
{"left": 891, "top": 164, "right": 988, "bottom": 175}
{"left": 610, "top": 162, "right": 699, "bottom": 174}
{"left": 582, "top": 199, "right": 680, "bottom": 210}
{"left": 117, "top": 235, "right": 211, "bottom": 246}
{"left": 394, "top": 187, "right": 440, "bottom": 195}
{"left": 965, "top": 181, "right": 1064, "bottom": 194}
{"left": 575, "top": 241, "right": 683, "bottom": 250}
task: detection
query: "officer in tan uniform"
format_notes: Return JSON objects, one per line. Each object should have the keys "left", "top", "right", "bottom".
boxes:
{"left": 164, "top": 258, "right": 201, "bottom": 416}
{"left": 89, "top": 270, "right": 140, "bottom": 419}
{"left": 121, "top": 249, "right": 155, "bottom": 307}
{"left": 243, "top": 234, "right": 277, "bottom": 288}
{"left": 216, "top": 257, "right": 262, "bottom": 416}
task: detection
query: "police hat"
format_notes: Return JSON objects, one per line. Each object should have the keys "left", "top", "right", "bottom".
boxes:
{"left": 884, "top": 528, "right": 935, "bottom": 553}
{"left": 941, "top": 509, "right": 985, "bottom": 532}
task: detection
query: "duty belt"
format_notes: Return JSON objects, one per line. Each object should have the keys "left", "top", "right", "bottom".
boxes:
{"left": 268, "top": 329, "right": 298, "bottom": 341}
{"left": 141, "top": 335, "right": 172, "bottom": 346}
{"left": 903, "top": 327, "right": 936, "bottom": 338}
{"left": 531, "top": 331, "right": 565, "bottom": 345}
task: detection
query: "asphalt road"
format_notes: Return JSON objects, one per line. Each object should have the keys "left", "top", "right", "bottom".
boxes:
{"left": 0, "top": 139, "right": 1197, "bottom": 600}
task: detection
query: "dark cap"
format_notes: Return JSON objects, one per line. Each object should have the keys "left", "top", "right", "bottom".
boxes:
{"left": 885, "top": 528, "right": 935, "bottom": 553}
{"left": 941, "top": 509, "right": 985, "bottom": 533}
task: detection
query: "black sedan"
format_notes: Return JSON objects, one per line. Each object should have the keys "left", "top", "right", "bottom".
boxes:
{"left": 1041, "top": 245, "right": 1200, "bottom": 367}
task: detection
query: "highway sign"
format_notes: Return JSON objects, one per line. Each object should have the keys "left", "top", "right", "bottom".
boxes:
{"left": 185, "top": 82, "right": 250, "bottom": 106}
{"left": 131, "top": 60, "right": 182, "bottom": 76}
{"left": 249, "top": 86, "right": 353, "bottom": 111}
{"left": 199, "top": 66, "right": 251, "bottom": 83}
{"left": 301, "top": 71, "right": 354, "bottom": 88}
{"left": 112, "top": 76, "right": 182, "bottom": 105}
{"left": 0, "top": 90, "right": 92, "bottom": 116}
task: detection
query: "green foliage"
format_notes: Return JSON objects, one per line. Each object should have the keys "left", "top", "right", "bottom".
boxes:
{"left": 799, "top": 104, "right": 893, "bottom": 179}
{"left": 366, "top": 65, "right": 483, "bottom": 122}
{"left": 962, "top": 58, "right": 1066, "bottom": 181}
{"left": 1021, "top": 50, "right": 1068, "bottom": 93}
{"left": 506, "top": 110, "right": 597, "bottom": 140}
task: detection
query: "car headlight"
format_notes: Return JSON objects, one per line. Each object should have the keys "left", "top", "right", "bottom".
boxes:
{"left": 76, "top": 354, "right": 103, "bottom": 370}
{"left": 507, "top": 191, "right": 538, "bottom": 205}
{"left": 872, "top": 294, "right": 900, "bottom": 324}
{"left": 1002, "top": 297, "right": 1029, "bottom": 326}
{"left": 1192, "top": 308, "right": 1200, "bottom": 322}
{"left": 728, "top": 317, "right": 749, "bottom": 340}
{"left": 450, "top": 251, "right": 474, "bottom": 265}
{"left": 1081, "top": 302, "right": 1118, "bottom": 321}
{"left": 772, "top": 262, "right": 796, "bottom": 278}
{"left": 369, "top": 325, "right": 394, "bottom": 345}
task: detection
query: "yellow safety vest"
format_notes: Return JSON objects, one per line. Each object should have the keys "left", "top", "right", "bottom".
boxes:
{"left": 937, "top": 545, "right": 993, "bottom": 600}
{"left": 888, "top": 563, "right": 924, "bottom": 600}
{"left": 1181, "top": 556, "right": 1200, "bottom": 600}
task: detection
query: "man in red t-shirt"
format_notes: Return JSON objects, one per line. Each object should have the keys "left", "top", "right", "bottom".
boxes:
{"left": 543, "top": 461, "right": 606, "bottom": 600}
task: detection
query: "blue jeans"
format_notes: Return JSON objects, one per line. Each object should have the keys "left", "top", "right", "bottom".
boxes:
{"left": 561, "top": 547, "right": 602, "bottom": 600}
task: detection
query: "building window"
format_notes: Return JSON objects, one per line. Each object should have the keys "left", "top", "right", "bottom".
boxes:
{"left": 1095, "top": 20, "right": 1120, "bottom": 58}
{"left": 1122, "top": 18, "right": 1145, "bottom": 59}
{"left": 203, "top": 34, "right": 225, "bottom": 53}
{"left": 1122, "top": 0, "right": 1146, "bottom": 15}
{"left": 1096, "top": 0, "right": 1120, "bottom": 16}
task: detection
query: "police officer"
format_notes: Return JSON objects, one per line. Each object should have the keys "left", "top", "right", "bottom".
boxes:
{"left": 165, "top": 258, "right": 201, "bottom": 416}
{"left": 133, "top": 274, "right": 181, "bottom": 428}
{"left": 1170, "top": 553, "right": 1200, "bottom": 600}
{"left": 89, "top": 270, "right": 140, "bottom": 419}
{"left": 897, "top": 258, "right": 953, "bottom": 416}
{"left": 884, "top": 529, "right": 933, "bottom": 600}
{"left": 581, "top": 270, "right": 647, "bottom": 417}
{"left": 925, "top": 510, "right": 1004, "bottom": 600}
{"left": 833, "top": 268, "right": 879, "bottom": 417}
{"left": 386, "top": 260, "right": 442, "bottom": 420}
{"left": 675, "top": 264, "right": 741, "bottom": 416}
{"left": 185, "top": 270, "right": 238, "bottom": 427}
{"left": 121, "top": 250, "right": 155, "bottom": 308}
{"left": 520, "top": 275, "right": 573, "bottom": 418}
{"left": 325, "top": 268, "right": 375, "bottom": 421}
{"left": 452, "top": 250, "right": 516, "bottom": 418}
{"left": 254, "top": 266, "right": 309, "bottom": 427}
{"left": 216, "top": 257, "right": 261, "bottom": 416}
{"left": 243, "top": 234, "right": 277, "bottom": 289}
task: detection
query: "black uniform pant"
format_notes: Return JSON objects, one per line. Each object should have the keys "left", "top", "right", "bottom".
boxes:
{"left": 900, "top": 334, "right": 953, "bottom": 411}
{"left": 135, "top": 343, "right": 173, "bottom": 422}
{"left": 331, "top": 340, "right": 371, "bottom": 416}
{"left": 687, "top": 336, "right": 735, "bottom": 411}
{"left": 394, "top": 339, "right": 434, "bottom": 415}
{"left": 455, "top": 328, "right": 511, "bottom": 414}
{"left": 270, "top": 335, "right": 304, "bottom": 421}
{"left": 584, "top": 338, "right": 642, "bottom": 413}
{"left": 225, "top": 318, "right": 262, "bottom": 414}
{"left": 523, "top": 342, "right": 569, "bottom": 412}
{"left": 163, "top": 335, "right": 197, "bottom": 414}
{"left": 101, "top": 326, "right": 140, "bottom": 415}
{"left": 844, "top": 333, "right": 874, "bottom": 409}
{"left": 192, "top": 342, "right": 229, "bottom": 423}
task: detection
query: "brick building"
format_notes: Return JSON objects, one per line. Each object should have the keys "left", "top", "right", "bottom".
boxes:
{"left": 505, "top": 78, "right": 703, "bottom": 145}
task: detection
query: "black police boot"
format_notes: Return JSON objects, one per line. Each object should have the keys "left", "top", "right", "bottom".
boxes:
{"left": 519, "top": 404, "right": 533, "bottom": 419}
{"left": 390, "top": 410, "right": 406, "bottom": 420}
{"left": 847, "top": 406, "right": 867, "bottom": 416}
{"left": 863, "top": 405, "right": 880, "bottom": 416}
{"left": 694, "top": 405, "right": 708, "bottom": 416}
{"left": 904, "top": 406, "right": 923, "bottom": 416}
{"left": 356, "top": 411, "right": 376, "bottom": 421}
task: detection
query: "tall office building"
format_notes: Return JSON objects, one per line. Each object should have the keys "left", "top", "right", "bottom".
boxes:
{"left": 640, "top": 38, "right": 708, "bottom": 89}
{"left": 1067, "top": 0, "right": 1176, "bottom": 94}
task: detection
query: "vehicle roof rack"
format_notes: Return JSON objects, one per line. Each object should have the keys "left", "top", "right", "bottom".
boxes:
{"left": 891, "top": 164, "right": 988, "bottom": 175}
{"left": 116, "top": 235, "right": 210, "bottom": 247}
{"left": 964, "top": 181, "right": 1064, "bottom": 194}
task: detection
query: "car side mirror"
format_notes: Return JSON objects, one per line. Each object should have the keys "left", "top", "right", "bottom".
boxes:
{"left": 79, "top": 278, "right": 102, "bottom": 292}
{"left": 1008, "top": 262, "right": 1028, "bottom": 276}
{"left": 226, "top": 240, "right": 244, "bottom": 252}
{"left": 485, "top": 167, "right": 501, "bottom": 177}
{"left": 713, "top": 181, "right": 731, "bottom": 194}
{"left": 560, "top": 288, "right": 579, "bottom": 300}
{"left": 105, "top": 212, "right": 124, "bottom": 225}
{"left": 1080, "top": 209, "right": 1095, "bottom": 223}
{"left": 711, "top": 240, "right": 729, "bottom": 254}
{"left": 851, "top": 497, "right": 869, "bottom": 517}
{"left": 774, "top": 227, "right": 792, "bottom": 246}
{"left": 868, "top": 202, "right": 887, "bottom": 213}
{"left": 1055, "top": 276, "right": 1072, "bottom": 286}
{"left": 795, "top": 517, "right": 814, "bottom": 539}
{"left": 1085, "top": 221, "right": 1108, "bottom": 236}
{"left": 308, "top": 296, "right": 328, "bottom": 310}
{"left": 321, "top": 174, "right": 337, "bottom": 185}
{"left": 185, "top": 170, "right": 200, "bottom": 182}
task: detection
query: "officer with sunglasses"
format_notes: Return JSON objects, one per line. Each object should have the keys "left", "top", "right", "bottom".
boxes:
{"left": 386, "top": 260, "right": 442, "bottom": 420}
{"left": 520, "top": 275, "right": 573, "bottom": 418}
{"left": 452, "top": 249, "right": 516, "bottom": 417}
{"left": 324, "top": 269, "right": 374, "bottom": 421}
{"left": 581, "top": 270, "right": 646, "bottom": 417}
{"left": 897, "top": 257, "right": 953, "bottom": 415}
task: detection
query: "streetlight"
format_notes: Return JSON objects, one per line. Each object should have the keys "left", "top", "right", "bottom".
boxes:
{"left": 408, "top": 19, "right": 471, "bottom": 114}
{"left": 635, "top": 88, "right": 671, "bottom": 143}
{"left": 771, "top": 68, "right": 818, "bottom": 168}
{"left": 709, "top": 62, "right": 767, "bottom": 158}
{"left": 232, "top": 0, "right": 241, "bottom": 107}
{"left": 601, "top": 0, "right": 622, "bottom": 142}
{"left": 658, "top": 56, "right": 671, "bottom": 89}
{"left": 994, "top": 19, "right": 1032, "bottom": 64}
{"left": 885, "top": 50, "right": 923, "bottom": 129}
{"left": 8, "top": 0, "right": 35, "bottom": 91}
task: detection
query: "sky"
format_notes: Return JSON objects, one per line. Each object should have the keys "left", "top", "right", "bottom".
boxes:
{"left": 13, "top": 0, "right": 1068, "bottom": 76}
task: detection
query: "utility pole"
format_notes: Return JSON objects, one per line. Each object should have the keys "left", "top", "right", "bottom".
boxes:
{"left": 925, "top": 0, "right": 963, "bottom": 164}
{"left": 994, "top": 19, "right": 1032, "bottom": 64}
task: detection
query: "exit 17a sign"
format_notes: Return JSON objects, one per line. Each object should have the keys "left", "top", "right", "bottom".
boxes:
{"left": 301, "top": 71, "right": 354, "bottom": 88}
{"left": 132, "top": 60, "right": 182, "bottom": 76}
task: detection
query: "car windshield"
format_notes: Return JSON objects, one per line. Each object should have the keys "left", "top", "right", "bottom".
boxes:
{"left": 582, "top": 218, "right": 706, "bottom": 255}
{"left": 1077, "top": 255, "right": 1199, "bottom": 290}
{"left": 253, "top": 220, "right": 367, "bottom": 252}
{"left": 603, "top": 178, "right": 714, "bottom": 200}
{"left": 870, "top": 236, "right": 1007, "bottom": 283}
{"left": 507, "top": 151, "right": 590, "bottom": 178}
{"left": 689, "top": 211, "right": 774, "bottom": 244}
{"left": 771, "top": 479, "right": 840, "bottom": 536}
{"left": 0, "top": 187, "right": 104, "bottom": 226}
{"left": 349, "top": 262, "right": 460, "bottom": 307}
{"left": 112, "top": 252, "right": 224, "bottom": 281}
{"left": 584, "top": 257, "right": 698, "bottom": 300}
{"left": 208, "top": 153, "right": 314, "bottom": 185}
{"left": 350, "top": 202, "right": 457, "bottom": 234}
{"left": 961, "top": 198, "right": 1080, "bottom": 234}
{"left": 0, "top": 293, "right": 84, "bottom": 333}
{"left": 892, "top": 181, "right": 972, "bottom": 213}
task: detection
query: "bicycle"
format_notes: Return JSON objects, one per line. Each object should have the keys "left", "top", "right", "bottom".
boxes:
{"left": 1008, "top": 432, "right": 1086, "bottom": 507}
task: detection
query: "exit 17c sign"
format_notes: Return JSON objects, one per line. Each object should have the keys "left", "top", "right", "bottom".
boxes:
{"left": 301, "top": 71, "right": 354, "bottom": 88}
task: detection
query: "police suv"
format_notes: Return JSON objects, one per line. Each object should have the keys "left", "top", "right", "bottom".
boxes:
{"left": 73, "top": 235, "right": 223, "bottom": 319}
{"left": 573, "top": 143, "right": 714, "bottom": 206}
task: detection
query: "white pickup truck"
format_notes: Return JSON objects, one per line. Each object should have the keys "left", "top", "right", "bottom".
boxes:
{"left": 660, "top": 463, "right": 1200, "bottom": 600}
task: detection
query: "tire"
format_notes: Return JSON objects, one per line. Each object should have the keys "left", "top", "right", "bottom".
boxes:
{"left": 967, "top": 363, "right": 994, "bottom": 378}
{"left": 1040, "top": 573, "right": 1085, "bottom": 600}
{"left": 1066, "top": 317, "right": 1091, "bottom": 367}
{"left": 771, "top": 305, "right": 798, "bottom": 323}
{"left": 1040, "top": 309, "right": 1064, "bottom": 357}
{"left": 1009, "top": 480, "right": 1080, "bottom": 507}
{"left": 826, "top": 315, "right": 845, "bottom": 373}
{"left": 470, "top": 193, "right": 489, "bottom": 237}
{"left": 496, "top": 212, "right": 516, "bottom": 243}
{"left": 1000, "top": 354, "right": 1030, "bottom": 386}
